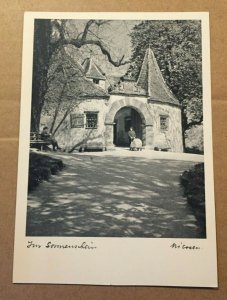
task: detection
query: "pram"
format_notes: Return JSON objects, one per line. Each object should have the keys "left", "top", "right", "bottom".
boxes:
{"left": 130, "top": 138, "right": 143, "bottom": 151}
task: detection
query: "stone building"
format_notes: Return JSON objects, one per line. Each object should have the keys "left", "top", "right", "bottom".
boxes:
{"left": 82, "top": 57, "right": 106, "bottom": 90}
{"left": 41, "top": 48, "right": 183, "bottom": 153}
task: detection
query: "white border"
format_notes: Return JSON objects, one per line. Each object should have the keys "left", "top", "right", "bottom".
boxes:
{"left": 13, "top": 12, "right": 217, "bottom": 286}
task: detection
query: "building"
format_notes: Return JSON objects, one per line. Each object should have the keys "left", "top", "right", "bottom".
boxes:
{"left": 82, "top": 57, "right": 106, "bottom": 90}
{"left": 41, "top": 48, "right": 183, "bottom": 153}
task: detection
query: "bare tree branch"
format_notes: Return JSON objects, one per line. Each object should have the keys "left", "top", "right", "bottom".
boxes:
{"left": 53, "top": 19, "right": 131, "bottom": 67}
{"left": 66, "top": 38, "right": 130, "bottom": 67}
{"left": 94, "top": 20, "right": 111, "bottom": 27}
{"left": 52, "top": 20, "right": 67, "bottom": 42}
{"left": 81, "top": 20, "right": 95, "bottom": 42}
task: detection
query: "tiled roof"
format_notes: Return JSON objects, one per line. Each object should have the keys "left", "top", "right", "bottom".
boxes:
{"left": 54, "top": 53, "right": 109, "bottom": 99}
{"left": 82, "top": 58, "right": 106, "bottom": 80}
{"left": 109, "top": 80, "right": 146, "bottom": 96}
{"left": 137, "top": 48, "right": 179, "bottom": 105}
{"left": 109, "top": 48, "right": 179, "bottom": 106}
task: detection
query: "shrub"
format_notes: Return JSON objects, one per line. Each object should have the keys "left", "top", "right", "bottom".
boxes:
{"left": 184, "top": 125, "right": 204, "bottom": 154}
{"left": 180, "top": 163, "right": 206, "bottom": 235}
{"left": 28, "top": 152, "right": 64, "bottom": 192}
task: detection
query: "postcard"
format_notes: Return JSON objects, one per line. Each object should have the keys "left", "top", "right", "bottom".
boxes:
{"left": 13, "top": 12, "right": 217, "bottom": 286}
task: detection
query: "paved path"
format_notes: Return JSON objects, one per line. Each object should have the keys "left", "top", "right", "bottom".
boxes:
{"left": 26, "top": 150, "right": 205, "bottom": 238}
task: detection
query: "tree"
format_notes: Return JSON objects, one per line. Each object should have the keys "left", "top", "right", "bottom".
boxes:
{"left": 128, "top": 20, "right": 203, "bottom": 148}
{"left": 31, "top": 20, "right": 55, "bottom": 131}
{"left": 42, "top": 49, "right": 82, "bottom": 135}
{"left": 42, "top": 45, "right": 110, "bottom": 140}
{"left": 31, "top": 19, "right": 130, "bottom": 131}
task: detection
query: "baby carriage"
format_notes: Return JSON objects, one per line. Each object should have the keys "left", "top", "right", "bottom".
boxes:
{"left": 130, "top": 138, "right": 143, "bottom": 151}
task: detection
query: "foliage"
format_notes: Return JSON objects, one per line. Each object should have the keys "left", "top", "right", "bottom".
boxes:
{"left": 129, "top": 20, "right": 202, "bottom": 100}
{"left": 28, "top": 152, "right": 64, "bottom": 192}
{"left": 185, "top": 125, "right": 204, "bottom": 154}
{"left": 31, "top": 19, "right": 129, "bottom": 131}
{"left": 180, "top": 163, "right": 206, "bottom": 236}
{"left": 129, "top": 20, "right": 203, "bottom": 143}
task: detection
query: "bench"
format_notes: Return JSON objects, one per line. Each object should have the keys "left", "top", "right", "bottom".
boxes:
{"left": 154, "top": 146, "right": 171, "bottom": 152}
{"left": 79, "top": 143, "right": 106, "bottom": 152}
{"left": 30, "top": 132, "right": 50, "bottom": 151}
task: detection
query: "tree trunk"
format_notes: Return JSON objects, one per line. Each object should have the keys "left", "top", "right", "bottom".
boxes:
{"left": 31, "top": 19, "right": 54, "bottom": 132}
{"left": 181, "top": 108, "right": 186, "bottom": 152}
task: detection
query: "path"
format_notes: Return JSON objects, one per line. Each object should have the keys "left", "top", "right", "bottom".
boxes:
{"left": 26, "top": 149, "right": 205, "bottom": 238}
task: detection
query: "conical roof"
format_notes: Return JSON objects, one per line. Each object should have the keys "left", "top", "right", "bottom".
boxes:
{"left": 82, "top": 57, "right": 106, "bottom": 80}
{"left": 137, "top": 48, "right": 179, "bottom": 105}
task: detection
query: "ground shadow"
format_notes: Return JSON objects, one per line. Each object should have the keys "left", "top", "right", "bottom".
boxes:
{"left": 26, "top": 152, "right": 205, "bottom": 238}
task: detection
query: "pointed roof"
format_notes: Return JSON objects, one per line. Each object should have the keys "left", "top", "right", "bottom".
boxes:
{"left": 137, "top": 48, "right": 179, "bottom": 105}
{"left": 82, "top": 57, "right": 106, "bottom": 80}
{"left": 47, "top": 50, "right": 109, "bottom": 100}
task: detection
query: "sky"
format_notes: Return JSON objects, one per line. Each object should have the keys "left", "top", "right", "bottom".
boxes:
{"left": 64, "top": 20, "right": 141, "bottom": 78}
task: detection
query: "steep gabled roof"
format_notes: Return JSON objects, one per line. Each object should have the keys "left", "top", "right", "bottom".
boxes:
{"left": 137, "top": 48, "right": 179, "bottom": 105}
{"left": 47, "top": 50, "right": 109, "bottom": 100}
{"left": 82, "top": 57, "right": 106, "bottom": 80}
{"left": 108, "top": 48, "right": 180, "bottom": 105}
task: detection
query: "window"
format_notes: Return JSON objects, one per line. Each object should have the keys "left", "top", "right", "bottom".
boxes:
{"left": 70, "top": 114, "right": 84, "bottom": 128}
{"left": 93, "top": 78, "right": 99, "bottom": 84}
{"left": 160, "top": 115, "right": 169, "bottom": 131}
{"left": 85, "top": 112, "right": 98, "bottom": 129}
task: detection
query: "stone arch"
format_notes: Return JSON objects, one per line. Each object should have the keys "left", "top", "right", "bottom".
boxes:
{"left": 105, "top": 98, "right": 151, "bottom": 125}
{"left": 104, "top": 98, "right": 153, "bottom": 149}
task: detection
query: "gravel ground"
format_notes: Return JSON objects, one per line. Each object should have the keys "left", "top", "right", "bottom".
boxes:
{"left": 26, "top": 149, "right": 205, "bottom": 238}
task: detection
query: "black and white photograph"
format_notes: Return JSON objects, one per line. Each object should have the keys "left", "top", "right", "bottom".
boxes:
{"left": 13, "top": 12, "right": 217, "bottom": 286}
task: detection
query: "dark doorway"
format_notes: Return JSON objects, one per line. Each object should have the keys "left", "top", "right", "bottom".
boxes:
{"left": 114, "top": 107, "right": 143, "bottom": 146}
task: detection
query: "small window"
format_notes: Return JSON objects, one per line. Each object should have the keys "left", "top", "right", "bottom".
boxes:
{"left": 160, "top": 115, "right": 169, "bottom": 131}
{"left": 93, "top": 78, "right": 99, "bottom": 84}
{"left": 85, "top": 112, "right": 98, "bottom": 129}
{"left": 70, "top": 114, "right": 84, "bottom": 128}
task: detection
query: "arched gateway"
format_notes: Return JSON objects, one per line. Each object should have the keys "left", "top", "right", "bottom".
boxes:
{"left": 104, "top": 98, "right": 153, "bottom": 149}
{"left": 44, "top": 48, "right": 183, "bottom": 153}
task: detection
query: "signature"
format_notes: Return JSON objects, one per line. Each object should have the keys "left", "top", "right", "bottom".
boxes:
{"left": 170, "top": 242, "right": 200, "bottom": 250}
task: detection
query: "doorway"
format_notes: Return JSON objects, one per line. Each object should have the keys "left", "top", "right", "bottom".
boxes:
{"left": 113, "top": 107, "right": 144, "bottom": 146}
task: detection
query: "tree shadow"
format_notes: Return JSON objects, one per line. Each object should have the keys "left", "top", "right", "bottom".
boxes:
{"left": 26, "top": 153, "right": 206, "bottom": 238}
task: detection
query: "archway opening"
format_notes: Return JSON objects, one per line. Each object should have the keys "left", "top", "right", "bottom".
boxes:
{"left": 113, "top": 107, "right": 145, "bottom": 147}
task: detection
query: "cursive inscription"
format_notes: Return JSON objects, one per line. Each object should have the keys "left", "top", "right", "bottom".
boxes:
{"left": 45, "top": 241, "right": 96, "bottom": 249}
{"left": 27, "top": 241, "right": 42, "bottom": 248}
{"left": 170, "top": 242, "right": 200, "bottom": 250}
{"left": 27, "top": 241, "right": 97, "bottom": 250}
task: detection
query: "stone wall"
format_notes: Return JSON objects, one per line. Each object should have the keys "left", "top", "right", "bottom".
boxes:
{"left": 41, "top": 99, "right": 108, "bottom": 151}
{"left": 148, "top": 102, "right": 183, "bottom": 152}
{"left": 40, "top": 95, "right": 183, "bottom": 153}
{"left": 104, "top": 95, "right": 153, "bottom": 149}
{"left": 105, "top": 95, "right": 183, "bottom": 152}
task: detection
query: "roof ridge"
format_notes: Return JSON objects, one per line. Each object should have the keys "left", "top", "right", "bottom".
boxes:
{"left": 64, "top": 52, "right": 86, "bottom": 75}
{"left": 136, "top": 50, "right": 148, "bottom": 92}
{"left": 87, "top": 57, "right": 93, "bottom": 75}
{"left": 136, "top": 48, "right": 179, "bottom": 105}
{"left": 150, "top": 49, "right": 178, "bottom": 102}
{"left": 83, "top": 57, "right": 106, "bottom": 80}
{"left": 59, "top": 52, "right": 109, "bottom": 99}
{"left": 147, "top": 49, "right": 151, "bottom": 97}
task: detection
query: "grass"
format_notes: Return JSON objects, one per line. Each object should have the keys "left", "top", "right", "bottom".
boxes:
{"left": 28, "top": 152, "right": 64, "bottom": 192}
